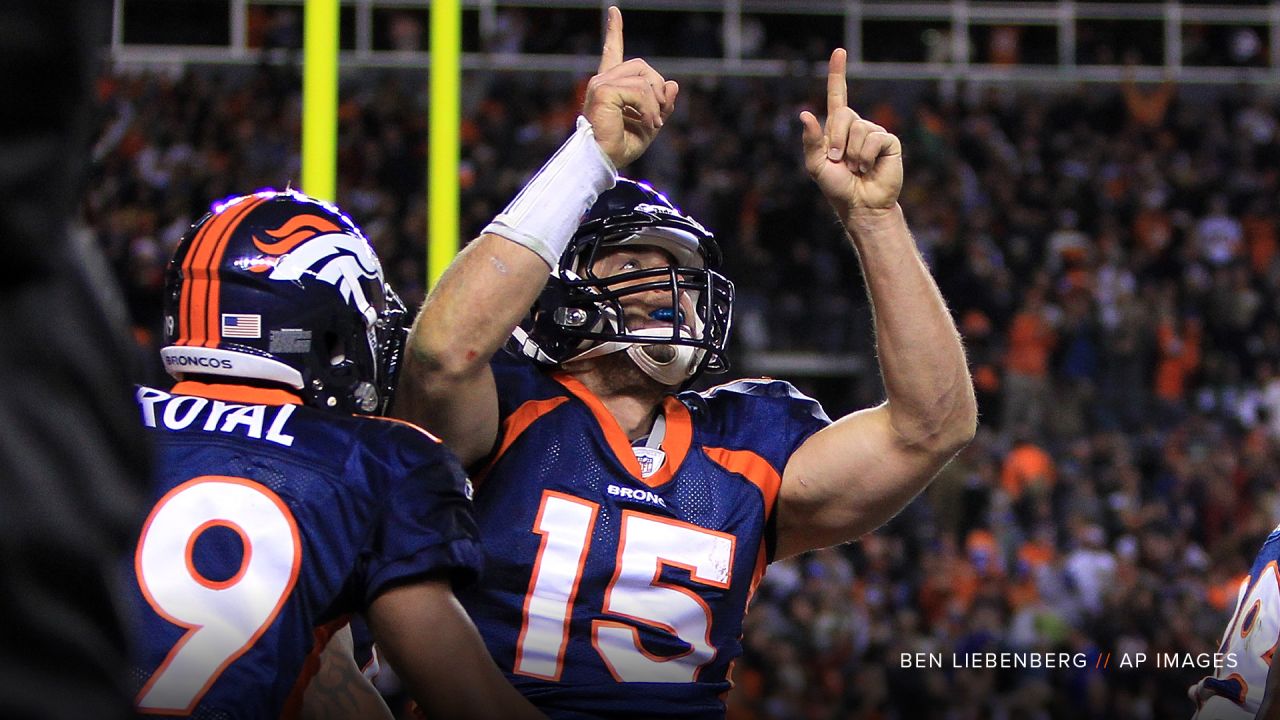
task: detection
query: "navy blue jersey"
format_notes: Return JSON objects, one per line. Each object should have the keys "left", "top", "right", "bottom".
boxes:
{"left": 127, "top": 381, "right": 481, "bottom": 719}
{"left": 457, "top": 352, "right": 830, "bottom": 719}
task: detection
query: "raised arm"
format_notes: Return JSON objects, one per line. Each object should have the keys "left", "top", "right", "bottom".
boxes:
{"left": 774, "top": 49, "right": 977, "bottom": 559}
{"left": 394, "top": 6, "right": 678, "bottom": 466}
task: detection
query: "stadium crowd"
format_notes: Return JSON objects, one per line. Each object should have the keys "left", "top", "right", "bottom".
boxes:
{"left": 87, "top": 58, "right": 1280, "bottom": 718}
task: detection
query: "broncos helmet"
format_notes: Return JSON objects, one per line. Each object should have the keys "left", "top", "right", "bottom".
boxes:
{"left": 160, "top": 189, "right": 407, "bottom": 414}
{"left": 512, "top": 178, "right": 734, "bottom": 386}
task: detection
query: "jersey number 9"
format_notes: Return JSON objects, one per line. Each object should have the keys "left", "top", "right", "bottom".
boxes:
{"left": 134, "top": 476, "right": 302, "bottom": 714}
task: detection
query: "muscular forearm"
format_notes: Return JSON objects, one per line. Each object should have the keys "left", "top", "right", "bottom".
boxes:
{"left": 842, "top": 203, "right": 976, "bottom": 453}
{"left": 772, "top": 205, "right": 975, "bottom": 557}
{"left": 395, "top": 235, "right": 546, "bottom": 463}
{"left": 407, "top": 234, "right": 548, "bottom": 382}
{"left": 369, "top": 582, "right": 547, "bottom": 720}
{"left": 395, "top": 115, "right": 619, "bottom": 460}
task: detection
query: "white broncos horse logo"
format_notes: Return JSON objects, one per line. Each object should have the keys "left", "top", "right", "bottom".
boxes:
{"left": 252, "top": 214, "right": 383, "bottom": 330}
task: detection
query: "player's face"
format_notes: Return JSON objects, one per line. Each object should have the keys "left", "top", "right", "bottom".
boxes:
{"left": 590, "top": 246, "right": 697, "bottom": 337}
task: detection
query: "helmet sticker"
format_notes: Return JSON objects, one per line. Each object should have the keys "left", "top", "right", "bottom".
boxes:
{"left": 250, "top": 214, "right": 384, "bottom": 327}
{"left": 220, "top": 314, "right": 262, "bottom": 339}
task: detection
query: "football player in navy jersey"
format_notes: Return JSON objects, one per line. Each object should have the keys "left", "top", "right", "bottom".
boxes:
{"left": 396, "top": 9, "right": 977, "bottom": 717}
{"left": 127, "top": 189, "right": 543, "bottom": 720}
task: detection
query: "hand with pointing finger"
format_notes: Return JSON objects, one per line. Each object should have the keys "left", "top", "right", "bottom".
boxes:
{"left": 800, "top": 49, "right": 903, "bottom": 216}
{"left": 583, "top": 6, "right": 679, "bottom": 169}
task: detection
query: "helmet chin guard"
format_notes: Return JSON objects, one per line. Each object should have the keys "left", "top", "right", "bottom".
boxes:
{"left": 510, "top": 179, "right": 734, "bottom": 388}
{"left": 560, "top": 317, "right": 710, "bottom": 387}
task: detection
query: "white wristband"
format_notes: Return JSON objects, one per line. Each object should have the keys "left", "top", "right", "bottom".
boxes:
{"left": 483, "top": 116, "right": 617, "bottom": 268}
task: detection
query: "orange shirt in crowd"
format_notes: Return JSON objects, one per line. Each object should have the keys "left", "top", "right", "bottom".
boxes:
{"left": 965, "top": 529, "right": 1002, "bottom": 573}
{"left": 1001, "top": 442, "right": 1055, "bottom": 500}
{"left": 1006, "top": 575, "right": 1040, "bottom": 610}
{"left": 1018, "top": 537, "right": 1057, "bottom": 571}
{"left": 1122, "top": 80, "right": 1175, "bottom": 130}
{"left": 1243, "top": 213, "right": 1277, "bottom": 276}
{"left": 1005, "top": 310, "right": 1056, "bottom": 377}
{"left": 1155, "top": 318, "right": 1201, "bottom": 402}
{"left": 1206, "top": 573, "right": 1249, "bottom": 613}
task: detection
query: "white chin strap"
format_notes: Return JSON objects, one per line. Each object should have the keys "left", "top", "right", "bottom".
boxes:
{"left": 627, "top": 335, "right": 705, "bottom": 386}
{"left": 565, "top": 321, "right": 707, "bottom": 387}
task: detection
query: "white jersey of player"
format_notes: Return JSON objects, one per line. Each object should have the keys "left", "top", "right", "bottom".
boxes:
{"left": 1191, "top": 523, "right": 1280, "bottom": 720}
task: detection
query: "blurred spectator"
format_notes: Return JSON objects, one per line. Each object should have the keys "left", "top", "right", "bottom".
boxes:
{"left": 1003, "top": 282, "right": 1058, "bottom": 436}
{"left": 1002, "top": 431, "right": 1056, "bottom": 531}
{"left": 387, "top": 12, "right": 425, "bottom": 52}
{"left": 1122, "top": 72, "right": 1175, "bottom": 131}
{"left": 1065, "top": 524, "right": 1118, "bottom": 617}
{"left": 1194, "top": 194, "right": 1244, "bottom": 266}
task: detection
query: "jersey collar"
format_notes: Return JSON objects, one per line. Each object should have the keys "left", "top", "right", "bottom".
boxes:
{"left": 551, "top": 372, "right": 691, "bottom": 488}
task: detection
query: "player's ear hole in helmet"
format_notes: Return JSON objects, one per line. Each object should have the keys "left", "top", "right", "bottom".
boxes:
{"left": 510, "top": 178, "right": 734, "bottom": 387}
{"left": 159, "top": 189, "right": 408, "bottom": 415}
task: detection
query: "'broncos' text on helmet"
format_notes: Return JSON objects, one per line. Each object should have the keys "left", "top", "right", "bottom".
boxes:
{"left": 160, "top": 190, "right": 408, "bottom": 414}
{"left": 512, "top": 178, "right": 734, "bottom": 386}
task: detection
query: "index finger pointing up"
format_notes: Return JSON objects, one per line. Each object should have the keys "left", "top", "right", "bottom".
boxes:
{"left": 598, "top": 6, "right": 624, "bottom": 73}
{"left": 827, "top": 48, "right": 848, "bottom": 115}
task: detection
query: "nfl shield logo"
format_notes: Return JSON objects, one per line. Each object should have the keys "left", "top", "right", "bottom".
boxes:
{"left": 632, "top": 447, "right": 666, "bottom": 479}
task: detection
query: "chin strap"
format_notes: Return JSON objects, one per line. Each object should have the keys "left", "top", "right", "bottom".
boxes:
{"left": 511, "top": 326, "right": 559, "bottom": 365}
{"left": 625, "top": 340, "right": 702, "bottom": 386}
{"left": 561, "top": 331, "right": 704, "bottom": 387}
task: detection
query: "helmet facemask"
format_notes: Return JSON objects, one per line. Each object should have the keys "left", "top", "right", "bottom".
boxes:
{"left": 372, "top": 283, "right": 409, "bottom": 414}
{"left": 511, "top": 179, "right": 735, "bottom": 387}
{"left": 560, "top": 233, "right": 732, "bottom": 385}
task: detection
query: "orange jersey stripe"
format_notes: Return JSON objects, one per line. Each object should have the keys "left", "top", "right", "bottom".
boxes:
{"left": 551, "top": 373, "right": 645, "bottom": 479}
{"left": 645, "top": 396, "right": 691, "bottom": 487}
{"left": 359, "top": 414, "right": 445, "bottom": 443}
{"left": 550, "top": 373, "right": 694, "bottom": 489}
{"left": 707, "top": 449, "right": 776, "bottom": 642}
{"left": 475, "top": 396, "right": 569, "bottom": 486}
{"left": 701, "top": 447, "right": 783, "bottom": 523}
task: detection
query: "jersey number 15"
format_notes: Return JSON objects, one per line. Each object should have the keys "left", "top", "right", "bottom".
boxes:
{"left": 515, "top": 489, "right": 735, "bottom": 683}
